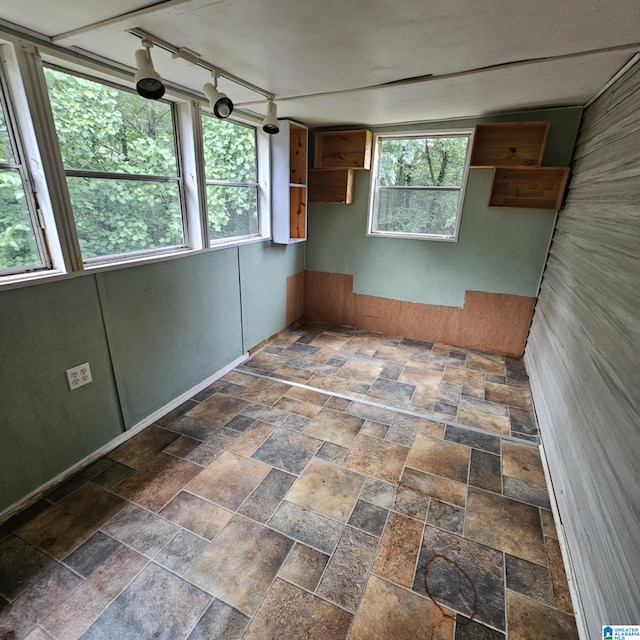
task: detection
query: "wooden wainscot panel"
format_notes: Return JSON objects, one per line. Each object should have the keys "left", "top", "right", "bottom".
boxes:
{"left": 353, "top": 295, "right": 404, "bottom": 336}
{"left": 303, "top": 271, "right": 536, "bottom": 356}
{"left": 308, "top": 169, "right": 355, "bottom": 204}
{"left": 286, "top": 271, "right": 305, "bottom": 325}
{"left": 304, "top": 271, "right": 355, "bottom": 327}
{"left": 489, "top": 167, "right": 570, "bottom": 210}
{"left": 460, "top": 291, "right": 537, "bottom": 355}
{"left": 470, "top": 122, "right": 549, "bottom": 167}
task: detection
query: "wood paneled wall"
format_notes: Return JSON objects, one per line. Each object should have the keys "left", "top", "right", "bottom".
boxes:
{"left": 525, "top": 59, "right": 640, "bottom": 635}
{"left": 286, "top": 271, "right": 305, "bottom": 326}
{"left": 303, "top": 271, "right": 535, "bottom": 356}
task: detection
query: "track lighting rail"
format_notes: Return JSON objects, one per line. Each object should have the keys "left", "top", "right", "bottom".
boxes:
{"left": 128, "top": 27, "right": 274, "bottom": 100}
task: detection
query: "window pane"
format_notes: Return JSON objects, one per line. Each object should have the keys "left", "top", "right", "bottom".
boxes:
{"left": 66, "top": 177, "right": 183, "bottom": 259}
{"left": 207, "top": 185, "right": 258, "bottom": 240}
{"left": 379, "top": 137, "right": 468, "bottom": 187}
{"left": 202, "top": 116, "right": 257, "bottom": 182}
{"left": 0, "top": 168, "right": 41, "bottom": 269}
{"left": 44, "top": 68, "right": 177, "bottom": 176}
{"left": 376, "top": 189, "right": 461, "bottom": 237}
{"left": 0, "top": 103, "right": 14, "bottom": 163}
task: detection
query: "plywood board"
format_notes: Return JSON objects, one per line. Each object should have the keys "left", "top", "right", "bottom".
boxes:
{"left": 304, "top": 271, "right": 355, "bottom": 328}
{"left": 286, "top": 271, "right": 305, "bottom": 326}
{"left": 304, "top": 270, "right": 536, "bottom": 356}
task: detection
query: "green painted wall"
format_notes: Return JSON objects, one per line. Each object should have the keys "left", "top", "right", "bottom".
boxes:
{"left": 307, "top": 107, "right": 582, "bottom": 307}
{"left": 97, "top": 249, "right": 245, "bottom": 428}
{"left": 0, "top": 242, "right": 301, "bottom": 513}
{"left": 239, "top": 241, "right": 305, "bottom": 349}
{"left": 0, "top": 277, "right": 123, "bottom": 510}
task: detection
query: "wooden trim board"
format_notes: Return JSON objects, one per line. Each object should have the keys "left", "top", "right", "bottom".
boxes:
{"left": 301, "top": 270, "right": 536, "bottom": 356}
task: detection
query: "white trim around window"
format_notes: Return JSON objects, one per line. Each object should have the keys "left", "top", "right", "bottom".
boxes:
{"left": 0, "top": 34, "right": 273, "bottom": 290}
{"left": 367, "top": 130, "right": 473, "bottom": 242}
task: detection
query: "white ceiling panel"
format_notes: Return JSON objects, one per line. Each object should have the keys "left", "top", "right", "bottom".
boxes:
{"left": 268, "top": 49, "right": 638, "bottom": 127}
{"left": 0, "top": 0, "right": 638, "bottom": 126}
{"left": 0, "top": 0, "right": 157, "bottom": 35}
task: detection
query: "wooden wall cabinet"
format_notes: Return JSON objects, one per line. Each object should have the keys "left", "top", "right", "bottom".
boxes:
{"left": 314, "top": 129, "right": 372, "bottom": 170}
{"left": 470, "top": 122, "right": 549, "bottom": 167}
{"left": 308, "top": 169, "right": 354, "bottom": 204}
{"left": 272, "top": 120, "right": 308, "bottom": 244}
{"left": 471, "top": 121, "right": 569, "bottom": 210}
{"left": 489, "top": 167, "right": 570, "bottom": 210}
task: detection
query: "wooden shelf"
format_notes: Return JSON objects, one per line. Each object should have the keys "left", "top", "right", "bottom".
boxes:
{"left": 309, "top": 169, "right": 354, "bottom": 204}
{"left": 489, "top": 167, "right": 570, "bottom": 210}
{"left": 289, "top": 124, "right": 307, "bottom": 185}
{"left": 314, "top": 130, "right": 372, "bottom": 170}
{"left": 272, "top": 121, "right": 308, "bottom": 244}
{"left": 289, "top": 186, "right": 307, "bottom": 238}
{"left": 470, "top": 122, "right": 549, "bottom": 167}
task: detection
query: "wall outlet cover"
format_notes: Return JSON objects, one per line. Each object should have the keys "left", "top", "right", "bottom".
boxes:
{"left": 66, "top": 362, "right": 92, "bottom": 390}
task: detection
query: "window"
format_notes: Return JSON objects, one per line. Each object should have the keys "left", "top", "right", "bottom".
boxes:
{"left": 44, "top": 67, "right": 186, "bottom": 262}
{"left": 0, "top": 64, "right": 49, "bottom": 274}
{"left": 368, "top": 132, "right": 472, "bottom": 241}
{"left": 201, "top": 114, "right": 259, "bottom": 243}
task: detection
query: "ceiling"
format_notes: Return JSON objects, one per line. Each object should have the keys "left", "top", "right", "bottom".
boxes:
{"left": 0, "top": 0, "right": 638, "bottom": 127}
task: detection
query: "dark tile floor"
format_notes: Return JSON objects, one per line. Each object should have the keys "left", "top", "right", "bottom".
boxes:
{"left": 0, "top": 324, "right": 578, "bottom": 640}
{"left": 241, "top": 322, "right": 539, "bottom": 442}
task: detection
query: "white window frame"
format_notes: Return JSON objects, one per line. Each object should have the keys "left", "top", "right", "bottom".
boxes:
{"left": 0, "top": 49, "right": 51, "bottom": 276}
{"left": 43, "top": 63, "right": 190, "bottom": 266}
{"left": 199, "top": 109, "right": 271, "bottom": 248}
{"left": 367, "top": 130, "right": 473, "bottom": 242}
{"left": 0, "top": 35, "right": 273, "bottom": 290}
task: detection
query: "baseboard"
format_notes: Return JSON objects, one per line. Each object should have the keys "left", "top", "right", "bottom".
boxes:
{"left": 0, "top": 353, "right": 248, "bottom": 525}
{"left": 538, "top": 441, "right": 588, "bottom": 640}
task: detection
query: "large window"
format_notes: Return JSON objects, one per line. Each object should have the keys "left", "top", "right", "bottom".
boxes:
{"left": 44, "top": 67, "right": 186, "bottom": 262}
{"left": 0, "top": 66, "right": 48, "bottom": 274}
{"left": 201, "top": 114, "right": 259, "bottom": 242}
{"left": 368, "top": 132, "right": 471, "bottom": 241}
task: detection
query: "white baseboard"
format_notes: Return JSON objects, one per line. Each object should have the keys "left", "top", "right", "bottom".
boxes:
{"left": 0, "top": 353, "right": 248, "bottom": 524}
{"left": 538, "top": 441, "right": 588, "bottom": 640}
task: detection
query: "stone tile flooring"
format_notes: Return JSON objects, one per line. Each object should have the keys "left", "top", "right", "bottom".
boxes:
{"left": 0, "top": 324, "right": 578, "bottom": 639}
{"left": 241, "top": 322, "right": 539, "bottom": 442}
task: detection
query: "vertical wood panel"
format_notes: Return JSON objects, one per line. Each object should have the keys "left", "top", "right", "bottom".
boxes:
{"left": 525, "top": 60, "right": 640, "bottom": 636}
{"left": 304, "top": 271, "right": 355, "bottom": 327}
{"left": 286, "top": 271, "right": 305, "bottom": 326}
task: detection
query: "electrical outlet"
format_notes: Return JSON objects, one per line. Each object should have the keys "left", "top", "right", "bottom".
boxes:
{"left": 66, "top": 362, "right": 93, "bottom": 390}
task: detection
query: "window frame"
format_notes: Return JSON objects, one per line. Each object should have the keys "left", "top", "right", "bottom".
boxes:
{"left": 367, "top": 129, "right": 473, "bottom": 242}
{"left": 201, "top": 112, "right": 261, "bottom": 245}
{"left": 0, "top": 55, "right": 51, "bottom": 276}
{"left": 199, "top": 109, "right": 271, "bottom": 248}
{"left": 0, "top": 37, "right": 273, "bottom": 290}
{"left": 43, "top": 63, "right": 190, "bottom": 265}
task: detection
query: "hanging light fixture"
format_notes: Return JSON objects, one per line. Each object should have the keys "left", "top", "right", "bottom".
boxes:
{"left": 262, "top": 97, "right": 279, "bottom": 134}
{"left": 134, "top": 40, "right": 165, "bottom": 100}
{"left": 202, "top": 72, "right": 234, "bottom": 119}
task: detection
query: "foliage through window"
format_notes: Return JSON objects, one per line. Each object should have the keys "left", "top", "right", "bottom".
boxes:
{"left": 369, "top": 132, "right": 471, "bottom": 241}
{"left": 201, "top": 114, "right": 259, "bottom": 242}
{"left": 44, "top": 67, "right": 185, "bottom": 261}
{"left": 0, "top": 68, "right": 48, "bottom": 273}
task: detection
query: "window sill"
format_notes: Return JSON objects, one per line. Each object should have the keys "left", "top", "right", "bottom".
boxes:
{"left": 0, "top": 268, "right": 68, "bottom": 291}
{"left": 366, "top": 230, "right": 458, "bottom": 242}
{"left": 0, "top": 235, "right": 274, "bottom": 292}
